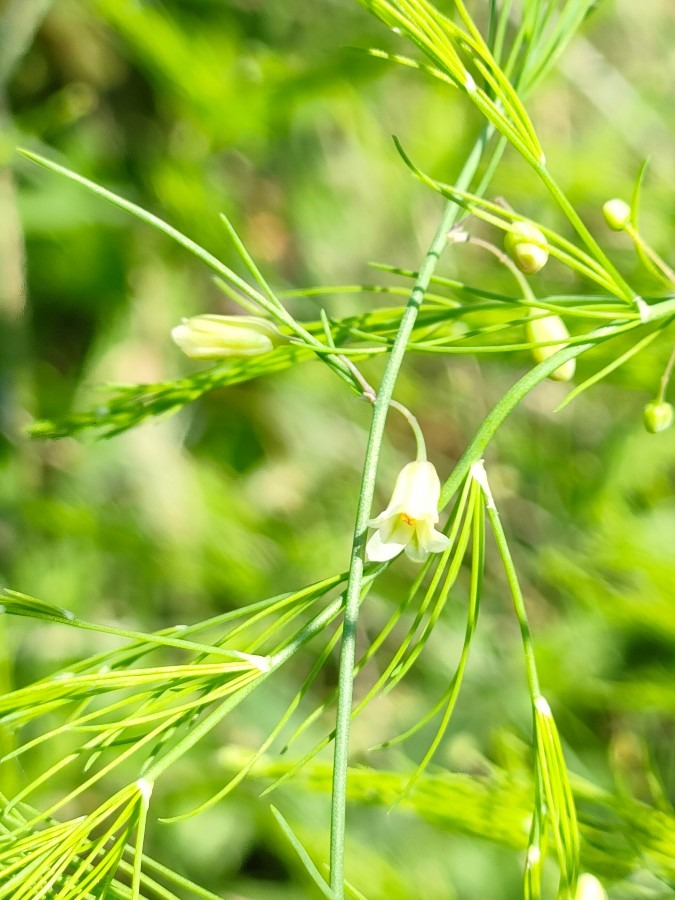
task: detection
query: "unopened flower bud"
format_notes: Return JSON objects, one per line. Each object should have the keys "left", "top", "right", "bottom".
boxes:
{"left": 575, "top": 874, "right": 606, "bottom": 900}
{"left": 171, "top": 314, "right": 284, "bottom": 360}
{"left": 602, "top": 198, "right": 631, "bottom": 231}
{"left": 643, "top": 400, "right": 673, "bottom": 433}
{"left": 526, "top": 310, "right": 575, "bottom": 382}
{"left": 504, "top": 222, "right": 549, "bottom": 275}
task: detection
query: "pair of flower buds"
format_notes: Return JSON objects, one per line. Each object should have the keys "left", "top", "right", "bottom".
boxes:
{"left": 508, "top": 213, "right": 674, "bottom": 433}
{"left": 506, "top": 198, "right": 648, "bottom": 384}
{"left": 504, "top": 221, "right": 575, "bottom": 383}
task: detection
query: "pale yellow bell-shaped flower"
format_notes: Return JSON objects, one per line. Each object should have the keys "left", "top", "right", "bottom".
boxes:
{"left": 366, "top": 461, "right": 450, "bottom": 563}
{"left": 526, "top": 309, "right": 576, "bottom": 382}
{"left": 171, "top": 314, "right": 284, "bottom": 360}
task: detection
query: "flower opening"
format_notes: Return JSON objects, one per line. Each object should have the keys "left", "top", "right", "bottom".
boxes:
{"left": 366, "top": 461, "right": 451, "bottom": 563}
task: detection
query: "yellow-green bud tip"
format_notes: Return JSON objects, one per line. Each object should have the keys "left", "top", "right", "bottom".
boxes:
{"left": 602, "top": 198, "right": 631, "bottom": 231}
{"left": 504, "top": 222, "right": 549, "bottom": 275}
{"left": 643, "top": 400, "right": 673, "bottom": 434}
{"left": 171, "top": 314, "right": 283, "bottom": 360}
{"left": 526, "top": 310, "right": 575, "bottom": 382}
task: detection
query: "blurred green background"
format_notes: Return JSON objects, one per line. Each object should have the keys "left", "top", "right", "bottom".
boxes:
{"left": 2, "top": 0, "right": 675, "bottom": 897}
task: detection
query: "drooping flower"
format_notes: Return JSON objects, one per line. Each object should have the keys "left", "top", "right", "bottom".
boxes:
{"left": 366, "top": 461, "right": 451, "bottom": 563}
{"left": 171, "top": 314, "right": 284, "bottom": 360}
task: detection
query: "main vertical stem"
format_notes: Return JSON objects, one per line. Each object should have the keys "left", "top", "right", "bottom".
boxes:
{"left": 328, "top": 134, "right": 487, "bottom": 896}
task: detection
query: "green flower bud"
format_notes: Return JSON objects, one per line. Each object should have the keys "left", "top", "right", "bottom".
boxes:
{"left": 504, "top": 222, "right": 549, "bottom": 275}
{"left": 526, "top": 310, "right": 575, "bottom": 382}
{"left": 575, "top": 874, "right": 606, "bottom": 900}
{"left": 643, "top": 400, "right": 673, "bottom": 433}
{"left": 602, "top": 198, "right": 631, "bottom": 231}
{"left": 171, "top": 314, "right": 284, "bottom": 360}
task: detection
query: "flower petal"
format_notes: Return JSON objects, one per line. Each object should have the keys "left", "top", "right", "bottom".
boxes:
{"left": 387, "top": 461, "right": 442, "bottom": 522}
{"left": 368, "top": 508, "right": 396, "bottom": 528}
{"left": 366, "top": 527, "right": 407, "bottom": 562}
{"left": 404, "top": 540, "right": 430, "bottom": 563}
{"left": 416, "top": 520, "right": 451, "bottom": 555}
{"left": 385, "top": 516, "right": 415, "bottom": 545}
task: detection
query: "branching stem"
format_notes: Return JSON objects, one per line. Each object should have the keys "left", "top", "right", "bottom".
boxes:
{"left": 328, "top": 127, "right": 490, "bottom": 895}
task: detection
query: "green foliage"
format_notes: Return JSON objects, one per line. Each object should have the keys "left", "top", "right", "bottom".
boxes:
{"left": 221, "top": 750, "right": 675, "bottom": 884}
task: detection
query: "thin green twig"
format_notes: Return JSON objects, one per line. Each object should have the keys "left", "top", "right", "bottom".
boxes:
{"left": 329, "top": 125, "right": 490, "bottom": 894}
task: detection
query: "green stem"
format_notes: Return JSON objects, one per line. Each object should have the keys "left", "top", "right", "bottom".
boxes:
{"left": 389, "top": 400, "right": 426, "bottom": 460}
{"left": 484, "top": 498, "right": 540, "bottom": 698}
{"left": 438, "top": 339, "right": 591, "bottom": 511}
{"left": 534, "top": 162, "right": 636, "bottom": 304}
{"left": 626, "top": 224, "right": 675, "bottom": 286}
{"left": 132, "top": 780, "right": 152, "bottom": 899}
{"left": 657, "top": 344, "right": 675, "bottom": 403}
{"left": 328, "top": 127, "right": 490, "bottom": 895}
{"left": 328, "top": 217, "right": 447, "bottom": 894}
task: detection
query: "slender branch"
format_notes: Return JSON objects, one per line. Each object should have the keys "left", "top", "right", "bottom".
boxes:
{"left": 389, "top": 400, "right": 427, "bottom": 461}
{"left": 484, "top": 496, "right": 541, "bottom": 699}
{"left": 526, "top": 162, "right": 637, "bottom": 303}
{"left": 328, "top": 127, "right": 490, "bottom": 896}
{"left": 657, "top": 344, "right": 675, "bottom": 403}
